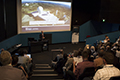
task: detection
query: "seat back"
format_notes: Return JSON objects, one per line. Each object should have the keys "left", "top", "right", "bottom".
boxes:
{"left": 78, "top": 67, "right": 95, "bottom": 80}
{"left": 109, "top": 76, "right": 120, "bottom": 80}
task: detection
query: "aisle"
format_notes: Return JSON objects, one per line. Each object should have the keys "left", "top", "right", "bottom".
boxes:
{"left": 29, "top": 42, "right": 85, "bottom": 80}
{"left": 31, "top": 64, "right": 64, "bottom": 80}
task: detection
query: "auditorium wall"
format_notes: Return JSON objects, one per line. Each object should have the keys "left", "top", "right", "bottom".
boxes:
{"left": 79, "top": 20, "right": 120, "bottom": 43}
{"left": 86, "top": 31, "right": 120, "bottom": 46}
{"left": 79, "top": 20, "right": 98, "bottom": 42}
{"left": 0, "top": 20, "right": 120, "bottom": 50}
{"left": 0, "top": 35, "right": 20, "bottom": 50}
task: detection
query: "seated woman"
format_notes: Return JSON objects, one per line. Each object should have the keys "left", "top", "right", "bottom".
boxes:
{"left": 12, "top": 55, "right": 28, "bottom": 79}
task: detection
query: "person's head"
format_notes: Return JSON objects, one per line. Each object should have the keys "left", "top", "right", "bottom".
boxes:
{"left": 106, "top": 45, "right": 111, "bottom": 51}
{"left": 103, "top": 51, "right": 114, "bottom": 64}
{"left": 86, "top": 44, "right": 90, "bottom": 49}
{"left": 0, "top": 50, "right": 12, "bottom": 65}
{"left": 90, "top": 46, "right": 95, "bottom": 51}
{"left": 63, "top": 53, "right": 68, "bottom": 59}
{"left": 84, "top": 44, "right": 90, "bottom": 51}
{"left": 18, "top": 49, "right": 28, "bottom": 56}
{"left": 73, "top": 50, "right": 78, "bottom": 57}
{"left": 1, "top": 48, "right": 4, "bottom": 52}
{"left": 105, "top": 35, "right": 108, "bottom": 38}
{"left": 12, "top": 55, "right": 18, "bottom": 65}
{"left": 60, "top": 49, "right": 64, "bottom": 54}
{"left": 78, "top": 48, "right": 83, "bottom": 56}
{"left": 100, "top": 46, "right": 105, "bottom": 50}
{"left": 98, "top": 49, "right": 104, "bottom": 57}
{"left": 81, "top": 51, "right": 89, "bottom": 59}
{"left": 41, "top": 31, "right": 43, "bottom": 33}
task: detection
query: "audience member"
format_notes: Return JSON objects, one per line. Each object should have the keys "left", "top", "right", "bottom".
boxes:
{"left": 78, "top": 48, "right": 83, "bottom": 56}
{"left": 94, "top": 49, "right": 104, "bottom": 70}
{"left": 93, "top": 51, "right": 120, "bottom": 80}
{"left": 90, "top": 46, "right": 98, "bottom": 58}
{"left": 83, "top": 44, "right": 90, "bottom": 51}
{"left": 115, "top": 36, "right": 120, "bottom": 45}
{"left": 55, "top": 53, "right": 68, "bottom": 74}
{"left": 106, "top": 45, "right": 111, "bottom": 52}
{"left": 73, "top": 49, "right": 83, "bottom": 66}
{"left": 52, "top": 49, "right": 64, "bottom": 68}
{"left": 0, "top": 50, "right": 27, "bottom": 80}
{"left": 12, "top": 55, "right": 28, "bottom": 78}
{"left": 104, "top": 35, "right": 110, "bottom": 43}
{"left": 65, "top": 50, "right": 77, "bottom": 71}
{"left": 103, "top": 35, "right": 111, "bottom": 47}
{"left": 1, "top": 48, "right": 4, "bottom": 52}
{"left": 18, "top": 49, "right": 33, "bottom": 75}
{"left": 73, "top": 51, "right": 95, "bottom": 79}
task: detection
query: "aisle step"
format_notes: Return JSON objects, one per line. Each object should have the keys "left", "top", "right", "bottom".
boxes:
{"left": 31, "top": 64, "right": 64, "bottom": 80}
{"left": 34, "top": 68, "right": 53, "bottom": 70}
{"left": 35, "top": 64, "right": 49, "bottom": 67}
{"left": 31, "top": 76, "right": 64, "bottom": 80}
{"left": 52, "top": 79, "right": 64, "bottom": 80}
{"left": 33, "top": 70, "right": 54, "bottom": 72}
{"left": 32, "top": 74, "right": 58, "bottom": 77}
{"left": 35, "top": 64, "right": 49, "bottom": 66}
{"left": 33, "top": 71, "right": 57, "bottom": 74}
{"left": 35, "top": 66, "right": 51, "bottom": 69}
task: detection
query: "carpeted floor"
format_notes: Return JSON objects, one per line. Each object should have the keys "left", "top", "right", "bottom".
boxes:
{"left": 19, "top": 42, "right": 86, "bottom": 80}
{"left": 31, "top": 42, "right": 85, "bottom": 64}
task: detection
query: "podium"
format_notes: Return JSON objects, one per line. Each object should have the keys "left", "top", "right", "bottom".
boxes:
{"left": 30, "top": 40, "right": 49, "bottom": 53}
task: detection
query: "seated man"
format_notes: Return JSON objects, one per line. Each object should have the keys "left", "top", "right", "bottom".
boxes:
{"left": 93, "top": 51, "right": 120, "bottom": 80}
{"left": 12, "top": 55, "right": 28, "bottom": 79}
{"left": 104, "top": 35, "right": 110, "bottom": 43}
{"left": 94, "top": 49, "right": 104, "bottom": 70}
{"left": 73, "top": 51, "right": 95, "bottom": 79}
{"left": 18, "top": 49, "right": 33, "bottom": 74}
{"left": 103, "top": 35, "right": 111, "bottom": 47}
{"left": 51, "top": 50, "right": 64, "bottom": 68}
{"left": 0, "top": 50, "right": 27, "bottom": 80}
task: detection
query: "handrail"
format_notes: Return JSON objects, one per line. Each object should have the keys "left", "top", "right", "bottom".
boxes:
{"left": 86, "top": 30, "right": 120, "bottom": 39}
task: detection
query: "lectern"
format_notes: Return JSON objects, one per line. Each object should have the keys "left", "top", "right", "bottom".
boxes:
{"left": 30, "top": 39, "right": 49, "bottom": 53}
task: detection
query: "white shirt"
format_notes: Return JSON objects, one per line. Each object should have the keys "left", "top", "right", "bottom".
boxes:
{"left": 73, "top": 56, "right": 83, "bottom": 66}
{"left": 18, "top": 56, "right": 29, "bottom": 66}
{"left": 93, "top": 65, "right": 120, "bottom": 80}
{"left": 116, "top": 50, "right": 120, "bottom": 58}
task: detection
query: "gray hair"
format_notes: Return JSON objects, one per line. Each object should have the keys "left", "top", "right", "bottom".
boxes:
{"left": 0, "top": 51, "right": 11, "bottom": 65}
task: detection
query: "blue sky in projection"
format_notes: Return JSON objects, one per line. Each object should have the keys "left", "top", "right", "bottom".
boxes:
{"left": 22, "top": 0, "right": 71, "bottom": 7}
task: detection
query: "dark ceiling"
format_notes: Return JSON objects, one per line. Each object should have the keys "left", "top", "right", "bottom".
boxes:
{"left": 72, "top": 0, "right": 120, "bottom": 25}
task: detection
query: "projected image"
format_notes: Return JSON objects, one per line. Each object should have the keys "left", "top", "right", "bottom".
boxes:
{"left": 22, "top": 0, "right": 71, "bottom": 32}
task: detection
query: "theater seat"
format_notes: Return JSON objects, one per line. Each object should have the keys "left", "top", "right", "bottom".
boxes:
{"left": 109, "top": 76, "right": 120, "bottom": 80}
{"left": 78, "top": 67, "right": 95, "bottom": 80}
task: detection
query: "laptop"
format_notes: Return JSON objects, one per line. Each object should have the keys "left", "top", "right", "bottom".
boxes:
{"left": 24, "top": 54, "right": 31, "bottom": 58}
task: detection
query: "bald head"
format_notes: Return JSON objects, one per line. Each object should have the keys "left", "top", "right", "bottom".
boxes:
{"left": 0, "top": 51, "right": 12, "bottom": 65}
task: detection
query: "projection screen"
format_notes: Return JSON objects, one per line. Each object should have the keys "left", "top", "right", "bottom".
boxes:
{"left": 17, "top": 0, "right": 72, "bottom": 33}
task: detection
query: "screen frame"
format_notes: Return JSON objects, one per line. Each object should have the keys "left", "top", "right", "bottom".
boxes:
{"left": 17, "top": 0, "right": 72, "bottom": 34}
